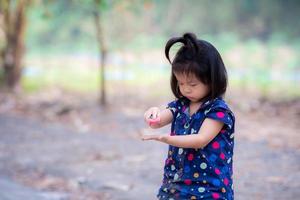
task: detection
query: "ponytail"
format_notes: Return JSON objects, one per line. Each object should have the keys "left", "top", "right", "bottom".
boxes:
{"left": 165, "top": 32, "right": 199, "bottom": 64}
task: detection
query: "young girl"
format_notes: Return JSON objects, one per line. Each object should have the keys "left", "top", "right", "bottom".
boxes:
{"left": 142, "top": 33, "right": 235, "bottom": 200}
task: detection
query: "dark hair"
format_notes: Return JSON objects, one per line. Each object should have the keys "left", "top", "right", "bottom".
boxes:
{"left": 165, "top": 32, "right": 228, "bottom": 102}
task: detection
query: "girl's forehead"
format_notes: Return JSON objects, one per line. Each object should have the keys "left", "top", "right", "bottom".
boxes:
{"left": 174, "top": 72, "right": 198, "bottom": 82}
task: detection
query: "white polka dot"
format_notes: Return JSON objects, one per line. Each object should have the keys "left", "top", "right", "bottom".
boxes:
{"left": 171, "top": 165, "right": 175, "bottom": 171}
{"left": 200, "top": 162, "right": 207, "bottom": 169}
{"left": 178, "top": 148, "right": 183, "bottom": 154}
{"left": 174, "top": 173, "right": 179, "bottom": 180}
{"left": 227, "top": 157, "right": 232, "bottom": 163}
{"left": 198, "top": 187, "right": 205, "bottom": 193}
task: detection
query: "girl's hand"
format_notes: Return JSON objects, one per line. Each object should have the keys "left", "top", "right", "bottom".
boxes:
{"left": 144, "top": 107, "right": 161, "bottom": 126}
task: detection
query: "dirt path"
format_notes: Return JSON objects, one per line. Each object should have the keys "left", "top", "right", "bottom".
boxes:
{"left": 0, "top": 101, "right": 299, "bottom": 199}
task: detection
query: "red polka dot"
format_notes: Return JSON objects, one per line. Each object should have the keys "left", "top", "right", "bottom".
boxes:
{"left": 220, "top": 152, "right": 225, "bottom": 160}
{"left": 188, "top": 153, "right": 194, "bottom": 161}
{"left": 212, "top": 192, "right": 220, "bottom": 199}
{"left": 216, "top": 112, "right": 225, "bottom": 118}
{"left": 224, "top": 178, "right": 229, "bottom": 185}
{"left": 220, "top": 129, "right": 226, "bottom": 133}
{"left": 212, "top": 141, "right": 220, "bottom": 149}
{"left": 184, "top": 179, "right": 192, "bottom": 185}
{"left": 215, "top": 168, "right": 221, "bottom": 175}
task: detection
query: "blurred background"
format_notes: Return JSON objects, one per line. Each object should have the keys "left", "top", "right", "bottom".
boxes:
{"left": 0, "top": 0, "right": 299, "bottom": 199}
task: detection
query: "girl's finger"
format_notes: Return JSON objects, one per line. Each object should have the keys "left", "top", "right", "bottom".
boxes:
{"left": 145, "top": 110, "right": 153, "bottom": 120}
{"left": 151, "top": 111, "right": 156, "bottom": 119}
{"left": 152, "top": 109, "right": 159, "bottom": 119}
{"left": 141, "top": 135, "right": 151, "bottom": 140}
{"left": 141, "top": 134, "right": 156, "bottom": 140}
{"left": 157, "top": 111, "right": 161, "bottom": 119}
{"left": 146, "top": 112, "right": 151, "bottom": 120}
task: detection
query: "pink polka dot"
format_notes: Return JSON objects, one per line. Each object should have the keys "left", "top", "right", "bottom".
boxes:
{"left": 220, "top": 152, "right": 225, "bottom": 160}
{"left": 216, "top": 112, "right": 225, "bottom": 118}
{"left": 188, "top": 153, "right": 194, "bottom": 161}
{"left": 215, "top": 168, "right": 221, "bottom": 175}
{"left": 184, "top": 179, "right": 192, "bottom": 185}
{"left": 165, "top": 158, "right": 171, "bottom": 165}
{"left": 220, "top": 129, "right": 226, "bottom": 133}
{"left": 212, "top": 141, "right": 220, "bottom": 149}
{"left": 212, "top": 193, "right": 220, "bottom": 199}
{"left": 165, "top": 158, "right": 174, "bottom": 165}
{"left": 224, "top": 178, "right": 229, "bottom": 185}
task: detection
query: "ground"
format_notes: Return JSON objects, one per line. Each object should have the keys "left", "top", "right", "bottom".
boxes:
{"left": 0, "top": 91, "right": 299, "bottom": 200}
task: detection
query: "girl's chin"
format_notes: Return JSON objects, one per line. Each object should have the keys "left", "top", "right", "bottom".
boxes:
{"left": 187, "top": 97, "right": 197, "bottom": 102}
{"left": 186, "top": 97, "right": 202, "bottom": 102}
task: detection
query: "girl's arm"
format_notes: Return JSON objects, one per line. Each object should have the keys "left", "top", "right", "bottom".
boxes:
{"left": 144, "top": 108, "right": 173, "bottom": 129}
{"left": 142, "top": 118, "right": 224, "bottom": 149}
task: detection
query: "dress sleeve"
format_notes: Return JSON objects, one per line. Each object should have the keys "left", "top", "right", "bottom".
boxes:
{"left": 166, "top": 100, "right": 180, "bottom": 118}
{"left": 204, "top": 101, "right": 235, "bottom": 131}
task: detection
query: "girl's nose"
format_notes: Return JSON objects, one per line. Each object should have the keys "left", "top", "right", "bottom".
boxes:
{"left": 183, "top": 87, "right": 191, "bottom": 93}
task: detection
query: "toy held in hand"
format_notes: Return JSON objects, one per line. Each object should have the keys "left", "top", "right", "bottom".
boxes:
{"left": 148, "top": 114, "right": 160, "bottom": 126}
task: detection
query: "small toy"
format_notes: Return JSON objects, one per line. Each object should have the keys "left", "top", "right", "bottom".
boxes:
{"left": 149, "top": 114, "right": 160, "bottom": 126}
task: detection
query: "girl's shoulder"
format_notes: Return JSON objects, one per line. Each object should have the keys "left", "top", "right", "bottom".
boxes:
{"left": 167, "top": 98, "right": 189, "bottom": 115}
{"left": 204, "top": 97, "right": 235, "bottom": 130}
{"left": 206, "top": 97, "right": 233, "bottom": 112}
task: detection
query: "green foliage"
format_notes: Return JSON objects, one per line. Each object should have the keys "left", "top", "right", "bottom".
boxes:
{"left": 18, "top": 0, "right": 300, "bottom": 99}
{"left": 24, "top": 0, "right": 300, "bottom": 55}
{"left": 22, "top": 65, "right": 99, "bottom": 92}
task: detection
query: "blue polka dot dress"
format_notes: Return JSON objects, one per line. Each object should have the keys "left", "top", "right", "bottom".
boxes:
{"left": 157, "top": 97, "right": 235, "bottom": 200}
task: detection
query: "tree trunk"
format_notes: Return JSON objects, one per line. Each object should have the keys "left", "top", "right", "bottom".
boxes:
{"left": 93, "top": 0, "right": 107, "bottom": 106}
{"left": 0, "top": 0, "right": 27, "bottom": 92}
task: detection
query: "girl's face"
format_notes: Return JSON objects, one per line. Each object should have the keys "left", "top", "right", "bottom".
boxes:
{"left": 174, "top": 72, "right": 209, "bottom": 103}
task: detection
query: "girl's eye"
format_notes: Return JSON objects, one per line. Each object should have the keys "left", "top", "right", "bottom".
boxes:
{"left": 190, "top": 84, "right": 197, "bottom": 87}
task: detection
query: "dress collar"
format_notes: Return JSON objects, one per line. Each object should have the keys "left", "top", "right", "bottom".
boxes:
{"left": 180, "top": 96, "right": 222, "bottom": 114}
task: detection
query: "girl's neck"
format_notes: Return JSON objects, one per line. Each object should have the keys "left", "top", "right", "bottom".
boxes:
{"left": 189, "top": 101, "right": 203, "bottom": 116}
